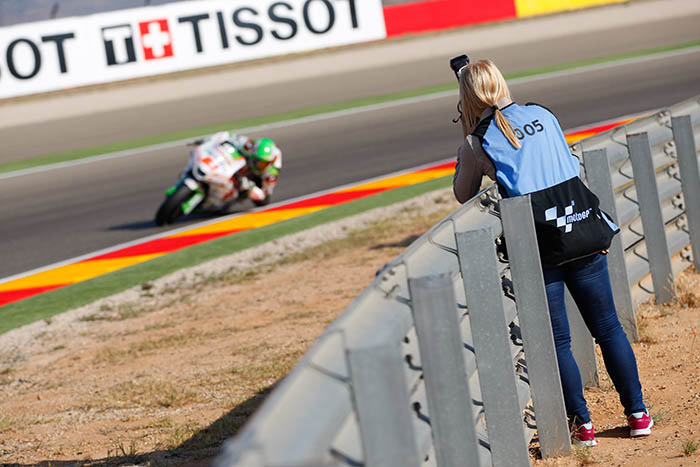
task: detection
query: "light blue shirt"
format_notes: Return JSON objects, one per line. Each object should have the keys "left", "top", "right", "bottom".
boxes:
{"left": 481, "top": 104, "right": 580, "bottom": 196}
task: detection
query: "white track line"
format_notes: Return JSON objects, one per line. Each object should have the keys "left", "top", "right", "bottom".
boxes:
{"left": 1, "top": 44, "right": 698, "bottom": 181}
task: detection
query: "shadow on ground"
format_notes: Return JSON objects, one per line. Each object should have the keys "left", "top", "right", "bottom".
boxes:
{"left": 370, "top": 234, "right": 419, "bottom": 250}
{"left": 4, "top": 387, "right": 274, "bottom": 467}
{"left": 596, "top": 425, "right": 629, "bottom": 438}
{"left": 107, "top": 212, "right": 216, "bottom": 232}
{"left": 107, "top": 220, "right": 161, "bottom": 231}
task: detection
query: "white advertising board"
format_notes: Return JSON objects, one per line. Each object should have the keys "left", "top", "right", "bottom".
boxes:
{"left": 0, "top": 0, "right": 386, "bottom": 99}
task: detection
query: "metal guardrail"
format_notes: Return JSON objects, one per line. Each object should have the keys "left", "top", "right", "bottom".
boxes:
{"left": 215, "top": 95, "right": 700, "bottom": 467}
{"left": 571, "top": 99, "right": 700, "bottom": 307}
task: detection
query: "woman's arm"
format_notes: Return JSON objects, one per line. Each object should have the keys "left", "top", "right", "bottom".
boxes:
{"left": 453, "top": 136, "right": 484, "bottom": 203}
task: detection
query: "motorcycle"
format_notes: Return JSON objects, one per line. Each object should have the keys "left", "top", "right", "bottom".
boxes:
{"left": 154, "top": 134, "right": 268, "bottom": 226}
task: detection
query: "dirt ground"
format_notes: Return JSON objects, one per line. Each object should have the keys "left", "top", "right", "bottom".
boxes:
{"left": 0, "top": 188, "right": 699, "bottom": 466}
{"left": 532, "top": 268, "right": 700, "bottom": 466}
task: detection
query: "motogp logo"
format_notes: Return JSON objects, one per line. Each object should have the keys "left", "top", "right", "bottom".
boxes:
{"left": 545, "top": 201, "right": 592, "bottom": 233}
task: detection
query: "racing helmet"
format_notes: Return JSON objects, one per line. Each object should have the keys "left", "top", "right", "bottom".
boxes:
{"left": 251, "top": 138, "right": 276, "bottom": 171}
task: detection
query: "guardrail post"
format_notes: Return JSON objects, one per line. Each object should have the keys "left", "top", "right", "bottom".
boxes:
{"left": 672, "top": 115, "right": 700, "bottom": 271}
{"left": 408, "top": 274, "right": 481, "bottom": 467}
{"left": 500, "top": 196, "right": 572, "bottom": 458}
{"left": 583, "top": 148, "right": 638, "bottom": 342}
{"left": 565, "top": 292, "right": 599, "bottom": 387}
{"left": 456, "top": 229, "right": 531, "bottom": 467}
{"left": 346, "top": 330, "right": 420, "bottom": 467}
{"left": 627, "top": 132, "right": 676, "bottom": 303}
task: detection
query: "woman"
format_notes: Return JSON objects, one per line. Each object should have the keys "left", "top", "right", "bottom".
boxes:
{"left": 453, "top": 59, "right": 652, "bottom": 446}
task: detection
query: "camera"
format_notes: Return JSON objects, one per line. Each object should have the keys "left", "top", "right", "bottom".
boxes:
{"left": 449, "top": 54, "right": 470, "bottom": 80}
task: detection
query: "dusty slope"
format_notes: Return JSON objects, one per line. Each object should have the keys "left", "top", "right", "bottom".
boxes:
{"left": 0, "top": 189, "right": 459, "bottom": 465}
{"left": 0, "top": 187, "right": 699, "bottom": 466}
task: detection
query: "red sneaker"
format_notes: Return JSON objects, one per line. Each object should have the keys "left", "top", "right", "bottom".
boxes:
{"left": 628, "top": 410, "right": 653, "bottom": 437}
{"left": 571, "top": 421, "right": 597, "bottom": 447}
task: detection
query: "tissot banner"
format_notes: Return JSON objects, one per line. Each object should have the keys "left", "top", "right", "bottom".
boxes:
{"left": 0, "top": 0, "right": 386, "bottom": 99}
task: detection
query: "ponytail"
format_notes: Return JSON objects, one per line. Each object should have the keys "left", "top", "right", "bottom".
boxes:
{"left": 459, "top": 60, "right": 521, "bottom": 148}
{"left": 493, "top": 108, "right": 521, "bottom": 149}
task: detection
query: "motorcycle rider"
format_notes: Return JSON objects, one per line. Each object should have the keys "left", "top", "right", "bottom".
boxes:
{"left": 210, "top": 131, "right": 282, "bottom": 205}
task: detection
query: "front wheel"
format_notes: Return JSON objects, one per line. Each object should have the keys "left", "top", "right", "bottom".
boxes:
{"left": 155, "top": 184, "right": 194, "bottom": 226}
{"left": 252, "top": 196, "right": 270, "bottom": 207}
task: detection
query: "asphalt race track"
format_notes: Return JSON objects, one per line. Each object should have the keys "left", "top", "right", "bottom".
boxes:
{"left": 1, "top": 47, "right": 699, "bottom": 279}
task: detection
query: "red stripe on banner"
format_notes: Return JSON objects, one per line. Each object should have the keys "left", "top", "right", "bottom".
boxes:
{"left": 266, "top": 188, "right": 392, "bottom": 211}
{"left": 0, "top": 284, "right": 68, "bottom": 307}
{"left": 86, "top": 231, "right": 240, "bottom": 261}
{"left": 384, "top": 0, "right": 517, "bottom": 37}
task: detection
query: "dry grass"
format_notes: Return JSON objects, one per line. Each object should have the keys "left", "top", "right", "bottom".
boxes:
{"left": 572, "top": 445, "right": 613, "bottom": 465}
{"left": 651, "top": 410, "right": 671, "bottom": 425}
{"left": 93, "top": 328, "right": 223, "bottom": 365}
{"left": 94, "top": 379, "right": 201, "bottom": 410}
{"left": 81, "top": 301, "right": 159, "bottom": 322}
{"left": 573, "top": 445, "right": 596, "bottom": 465}
{"left": 160, "top": 421, "right": 203, "bottom": 450}
{"left": 635, "top": 314, "right": 657, "bottom": 344}
{"left": 143, "top": 322, "right": 178, "bottom": 332}
{"left": 0, "top": 415, "right": 16, "bottom": 433}
{"left": 0, "top": 366, "right": 13, "bottom": 386}
{"left": 678, "top": 292, "right": 700, "bottom": 308}
{"left": 0, "top": 414, "right": 59, "bottom": 434}
{"left": 681, "top": 439, "right": 698, "bottom": 457}
{"left": 106, "top": 439, "right": 143, "bottom": 465}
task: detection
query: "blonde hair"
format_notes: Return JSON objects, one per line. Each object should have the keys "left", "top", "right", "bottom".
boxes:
{"left": 459, "top": 60, "right": 520, "bottom": 149}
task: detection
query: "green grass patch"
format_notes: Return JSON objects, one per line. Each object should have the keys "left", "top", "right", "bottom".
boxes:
{"left": 0, "top": 175, "right": 451, "bottom": 335}
{"left": 3, "top": 39, "right": 699, "bottom": 176}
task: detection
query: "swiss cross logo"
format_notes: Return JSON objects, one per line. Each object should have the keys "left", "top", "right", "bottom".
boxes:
{"left": 545, "top": 201, "right": 592, "bottom": 233}
{"left": 139, "top": 19, "right": 173, "bottom": 60}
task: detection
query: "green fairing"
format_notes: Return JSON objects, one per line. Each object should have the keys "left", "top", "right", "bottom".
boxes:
{"left": 181, "top": 189, "right": 205, "bottom": 214}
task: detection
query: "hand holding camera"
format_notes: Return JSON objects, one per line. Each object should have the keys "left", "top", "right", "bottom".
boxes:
{"left": 450, "top": 54, "right": 470, "bottom": 133}
{"left": 449, "top": 54, "right": 470, "bottom": 81}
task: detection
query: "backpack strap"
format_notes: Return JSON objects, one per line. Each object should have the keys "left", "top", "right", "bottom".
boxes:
{"left": 525, "top": 101, "right": 554, "bottom": 113}
{"left": 472, "top": 113, "right": 494, "bottom": 145}
{"left": 525, "top": 101, "right": 565, "bottom": 128}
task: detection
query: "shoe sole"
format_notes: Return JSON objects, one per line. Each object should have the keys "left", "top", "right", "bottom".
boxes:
{"left": 630, "top": 418, "right": 654, "bottom": 437}
{"left": 573, "top": 439, "right": 598, "bottom": 447}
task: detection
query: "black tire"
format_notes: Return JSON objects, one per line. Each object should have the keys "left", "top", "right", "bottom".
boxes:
{"left": 253, "top": 196, "right": 270, "bottom": 207}
{"left": 155, "top": 184, "right": 194, "bottom": 226}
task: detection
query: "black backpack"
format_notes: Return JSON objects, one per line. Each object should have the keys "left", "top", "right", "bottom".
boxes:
{"left": 473, "top": 105, "right": 619, "bottom": 267}
{"left": 529, "top": 176, "right": 619, "bottom": 267}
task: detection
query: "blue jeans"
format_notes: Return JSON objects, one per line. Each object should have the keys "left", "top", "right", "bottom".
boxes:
{"left": 543, "top": 253, "right": 646, "bottom": 423}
